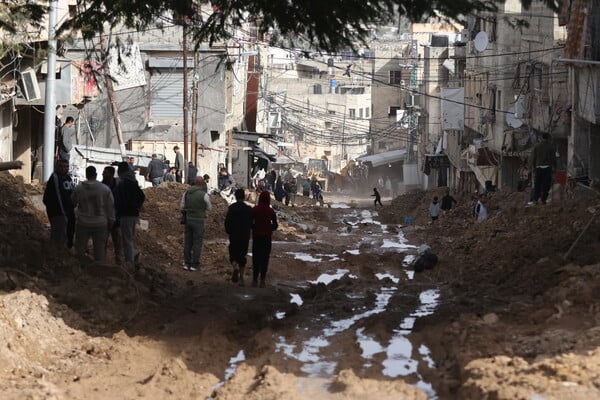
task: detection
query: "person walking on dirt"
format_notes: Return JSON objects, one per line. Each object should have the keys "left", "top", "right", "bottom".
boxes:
{"left": 274, "top": 176, "right": 285, "bottom": 202}
{"left": 252, "top": 191, "right": 278, "bottom": 287}
{"left": 530, "top": 132, "right": 556, "bottom": 205}
{"left": 372, "top": 187, "right": 383, "bottom": 206}
{"left": 286, "top": 178, "right": 298, "bottom": 206}
{"left": 225, "top": 188, "right": 253, "bottom": 286}
{"left": 101, "top": 166, "right": 122, "bottom": 264}
{"left": 313, "top": 181, "right": 323, "bottom": 206}
{"left": 43, "top": 159, "right": 76, "bottom": 249}
{"left": 441, "top": 189, "right": 457, "bottom": 212}
{"left": 302, "top": 178, "right": 311, "bottom": 197}
{"left": 173, "top": 146, "right": 184, "bottom": 183}
{"left": 72, "top": 166, "right": 115, "bottom": 262}
{"left": 114, "top": 162, "right": 146, "bottom": 267}
{"left": 429, "top": 196, "right": 441, "bottom": 222}
{"left": 181, "top": 176, "right": 212, "bottom": 271}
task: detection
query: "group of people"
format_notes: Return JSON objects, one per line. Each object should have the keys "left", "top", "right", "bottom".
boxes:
{"left": 43, "top": 160, "right": 145, "bottom": 267}
{"left": 427, "top": 190, "right": 491, "bottom": 223}
{"left": 180, "top": 178, "right": 278, "bottom": 288}
{"left": 253, "top": 167, "right": 324, "bottom": 207}
{"left": 144, "top": 146, "right": 198, "bottom": 186}
{"left": 223, "top": 189, "right": 278, "bottom": 287}
{"left": 428, "top": 190, "right": 458, "bottom": 222}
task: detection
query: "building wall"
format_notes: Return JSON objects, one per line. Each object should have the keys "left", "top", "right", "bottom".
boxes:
{"left": 369, "top": 43, "right": 412, "bottom": 154}
{"left": 256, "top": 45, "right": 371, "bottom": 173}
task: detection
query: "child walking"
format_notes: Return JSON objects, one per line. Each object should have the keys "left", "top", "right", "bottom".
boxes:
{"left": 429, "top": 196, "right": 441, "bottom": 222}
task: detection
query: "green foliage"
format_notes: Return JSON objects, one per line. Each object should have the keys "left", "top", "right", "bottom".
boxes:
{"left": 0, "top": 1, "right": 45, "bottom": 42}
{"left": 54, "top": 0, "right": 559, "bottom": 52}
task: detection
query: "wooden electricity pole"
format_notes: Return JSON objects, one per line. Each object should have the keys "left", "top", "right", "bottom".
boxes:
{"left": 191, "top": 46, "right": 199, "bottom": 166}
{"left": 182, "top": 21, "right": 189, "bottom": 184}
{"left": 100, "top": 32, "right": 127, "bottom": 159}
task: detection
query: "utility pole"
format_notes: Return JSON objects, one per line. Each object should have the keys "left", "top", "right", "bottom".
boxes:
{"left": 182, "top": 20, "right": 189, "bottom": 185}
{"left": 100, "top": 32, "right": 127, "bottom": 159}
{"left": 191, "top": 45, "right": 199, "bottom": 166}
{"left": 42, "top": 0, "right": 58, "bottom": 181}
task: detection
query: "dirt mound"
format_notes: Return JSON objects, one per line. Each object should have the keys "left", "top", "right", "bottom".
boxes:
{"left": 137, "top": 183, "right": 230, "bottom": 269}
{"left": 3, "top": 168, "right": 600, "bottom": 399}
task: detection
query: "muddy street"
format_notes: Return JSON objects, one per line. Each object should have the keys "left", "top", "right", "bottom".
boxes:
{"left": 2, "top": 173, "right": 600, "bottom": 399}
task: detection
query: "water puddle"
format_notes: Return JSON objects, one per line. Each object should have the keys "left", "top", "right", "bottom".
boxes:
{"left": 211, "top": 203, "right": 440, "bottom": 398}
{"left": 273, "top": 205, "right": 440, "bottom": 398}
{"left": 287, "top": 252, "right": 342, "bottom": 262}
{"left": 208, "top": 350, "right": 246, "bottom": 397}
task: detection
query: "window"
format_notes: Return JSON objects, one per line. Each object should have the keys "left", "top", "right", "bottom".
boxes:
{"left": 496, "top": 90, "right": 502, "bottom": 111}
{"left": 325, "top": 121, "right": 332, "bottom": 129}
{"left": 388, "top": 106, "right": 402, "bottom": 117}
{"left": 359, "top": 108, "right": 364, "bottom": 119}
{"left": 313, "top": 84, "right": 322, "bottom": 94}
{"left": 365, "top": 107, "right": 370, "bottom": 118}
{"left": 389, "top": 71, "right": 403, "bottom": 85}
{"left": 378, "top": 141, "right": 387, "bottom": 149}
{"left": 533, "top": 65, "right": 543, "bottom": 91}
{"left": 349, "top": 108, "right": 356, "bottom": 119}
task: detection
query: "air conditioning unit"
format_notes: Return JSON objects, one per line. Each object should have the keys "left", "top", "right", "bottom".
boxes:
{"left": 20, "top": 69, "right": 41, "bottom": 101}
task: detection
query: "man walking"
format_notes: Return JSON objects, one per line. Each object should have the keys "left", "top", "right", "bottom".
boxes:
{"left": 225, "top": 188, "right": 253, "bottom": 286}
{"left": 146, "top": 154, "right": 165, "bottom": 187}
{"left": 181, "top": 176, "right": 212, "bottom": 271}
{"left": 174, "top": 146, "right": 184, "bottom": 183}
{"left": 101, "top": 166, "right": 122, "bottom": 264}
{"left": 114, "top": 162, "right": 146, "bottom": 267}
{"left": 530, "top": 132, "right": 556, "bottom": 205}
{"left": 441, "top": 189, "right": 457, "bottom": 212}
{"left": 43, "top": 159, "right": 76, "bottom": 248}
{"left": 72, "top": 166, "right": 115, "bottom": 261}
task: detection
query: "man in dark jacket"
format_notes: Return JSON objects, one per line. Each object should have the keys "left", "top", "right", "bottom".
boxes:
{"left": 440, "top": 189, "right": 457, "bottom": 212}
{"left": 224, "top": 188, "right": 253, "bottom": 286}
{"left": 102, "top": 166, "right": 121, "bottom": 264}
{"left": 114, "top": 162, "right": 145, "bottom": 266}
{"left": 174, "top": 146, "right": 184, "bottom": 183}
{"left": 530, "top": 132, "right": 556, "bottom": 204}
{"left": 43, "top": 159, "right": 76, "bottom": 248}
{"left": 187, "top": 162, "right": 198, "bottom": 185}
{"left": 146, "top": 154, "right": 165, "bottom": 187}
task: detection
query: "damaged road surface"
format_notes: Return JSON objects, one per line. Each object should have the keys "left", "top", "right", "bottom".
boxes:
{"left": 2, "top": 173, "right": 600, "bottom": 399}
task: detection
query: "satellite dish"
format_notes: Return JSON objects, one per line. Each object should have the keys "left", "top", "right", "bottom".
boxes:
{"left": 506, "top": 105, "right": 523, "bottom": 128}
{"left": 514, "top": 95, "right": 527, "bottom": 118}
{"left": 400, "top": 79, "right": 406, "bottom": 86}
{"left": 474, "top": 31, "right": 489, "bottom": 52}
